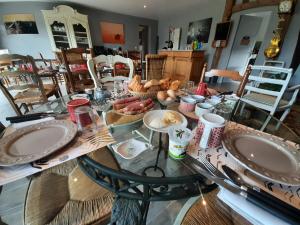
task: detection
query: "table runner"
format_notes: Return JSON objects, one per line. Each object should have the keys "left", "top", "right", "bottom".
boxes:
{"left": 0, "top": 115, "right": 115, "bottom": 186}
{"left": 187, "top": 122, "right": 300, "bottom": 210}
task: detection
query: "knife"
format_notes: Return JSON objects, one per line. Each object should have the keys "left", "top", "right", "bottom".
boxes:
{"left": 6, "top": 112, "right": 68, "bottom": 123}
{"left": 183, "top": 156, "right": 300, "bottom": 224}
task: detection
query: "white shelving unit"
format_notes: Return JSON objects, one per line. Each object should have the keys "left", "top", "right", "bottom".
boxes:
{"left": 42, "top": 5, "right": 92, "bottom": 51}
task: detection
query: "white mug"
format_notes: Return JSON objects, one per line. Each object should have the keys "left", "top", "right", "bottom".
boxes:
{"left": 195, "top": 102, "right": 213, "bottom": 117}
{"left": 198, "top": 113, "right": 225, "bottom": 149}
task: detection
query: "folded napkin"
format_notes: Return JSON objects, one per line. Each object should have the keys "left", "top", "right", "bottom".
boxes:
{"left": 218, "top": 187, "right": 289, "bottom": 225}
{"left": 11, "top": 117, "right": 55, "bottom": 129}
{"left": 187, "top": 121, "right": 300, "bottom": 210}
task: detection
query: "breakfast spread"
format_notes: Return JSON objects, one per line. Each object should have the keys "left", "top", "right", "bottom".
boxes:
{"left": 128, "top": 75, "right": 181, "bottom": 97}
{"left": 113, "top": 96, "right": 154, "bottom": 115}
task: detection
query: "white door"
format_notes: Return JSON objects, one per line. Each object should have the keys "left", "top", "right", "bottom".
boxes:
{"left": 227, "top": 15, "right": 263, "bottom": 74}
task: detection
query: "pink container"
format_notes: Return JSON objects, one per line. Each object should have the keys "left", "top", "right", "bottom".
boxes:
{"left": 179, "top": 97, "right": 196, "bottom": 112}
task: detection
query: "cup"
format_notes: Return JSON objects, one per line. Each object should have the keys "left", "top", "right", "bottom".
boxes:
{"left": 75, "top": 106, "right": 97, "bottom": 132}
{"left": 67, "top": 98, "right": 90, "bottom": 122}
{"left": 168, "top": 126, "right": 193, "bottom": 160}
{"left": 195, "top": 113, "right": 225, "bottom": 149}
{"left": 179, "top": 96, "right": 196, "bottom": 112}
{"left": 195, "top": 102, "right": 213, "bottom": 117}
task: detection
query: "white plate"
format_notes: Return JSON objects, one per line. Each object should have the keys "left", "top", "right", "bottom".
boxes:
{"left": 0, "top": 120, "right": 77, "bottom": 166}
{"left": 112, "top": 139, "right": 150, "bottom": 159}
{"left": 143, "top": 110, "right": 187, "bottom": 133}
{"left": 222, "top": 128, "right": 300, "bottom": 185}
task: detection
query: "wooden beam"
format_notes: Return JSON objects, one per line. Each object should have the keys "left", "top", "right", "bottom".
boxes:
{"left": 232, "top": 0, "right": 281, "bottom": 13}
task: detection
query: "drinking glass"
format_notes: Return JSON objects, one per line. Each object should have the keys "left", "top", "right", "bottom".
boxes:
{"left": 75, "top": 106, "right": 97, "bottom": 132}
{"left": 114, "top": 80, "right": 124, "bottom": 97}
{"left": 185, "top": 81, "right": 195, "bottom": 93}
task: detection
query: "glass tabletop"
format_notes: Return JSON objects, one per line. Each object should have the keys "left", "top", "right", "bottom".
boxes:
{"left": 1, "top": 94, "right": 299, "bottom": 225}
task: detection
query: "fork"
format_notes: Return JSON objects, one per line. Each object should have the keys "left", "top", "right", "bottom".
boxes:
{"left": 198, "top": 154, "right": 227, "bottom": 179}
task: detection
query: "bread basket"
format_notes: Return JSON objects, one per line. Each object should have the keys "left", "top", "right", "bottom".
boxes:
{"left": 128, "top": 89, "right": 158, "bottom": 99}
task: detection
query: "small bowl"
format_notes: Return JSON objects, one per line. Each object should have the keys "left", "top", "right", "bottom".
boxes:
{"left": 195, "top": 102, "right": 213, "bottom": 117}
{"left": 206, "top": 96, "right": 222, "bottom": 105}
{"left": 191, "top": 95, "right": 205, "bottom": 103}
{"left": 179, "top": 96, "right": 196, "bottom": 112}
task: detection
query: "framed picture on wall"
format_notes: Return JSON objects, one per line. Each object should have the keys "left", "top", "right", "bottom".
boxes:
{"left": 170, "top": 27, "right": 181, "bottom": 50}
{"left": 187, "top": 18, "right": 212, "bottom": 44}
{"left": 100, "top": 21, "right": 125, "bottom": 44}
{"left": 3, "top": 14, "right": 38, "bottom": 34}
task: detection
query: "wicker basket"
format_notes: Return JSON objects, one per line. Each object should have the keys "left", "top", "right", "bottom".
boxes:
{"left": 128, "top": 89, "right": 158, "bottom": 99}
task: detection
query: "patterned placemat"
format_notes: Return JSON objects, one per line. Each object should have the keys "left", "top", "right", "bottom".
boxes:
{"left": 0, "top": 115, "right": 115, "bottom": 186}
{"left": 187, "top": 122, "right": 300, "bottom": 210}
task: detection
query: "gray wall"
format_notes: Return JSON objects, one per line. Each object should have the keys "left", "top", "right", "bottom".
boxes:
{"left": 0, "top": 1, "right": 158, "bottom": 59}
{"left": 157, "top": 0, "right": 226, "bottom": 68}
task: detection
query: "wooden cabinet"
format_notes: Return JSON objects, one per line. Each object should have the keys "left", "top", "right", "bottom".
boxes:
{"left": 42, "top": 5, "right": 92, "bottom": 51}
{"left": 158, "top": 50, "right": 205, "bottom": 84}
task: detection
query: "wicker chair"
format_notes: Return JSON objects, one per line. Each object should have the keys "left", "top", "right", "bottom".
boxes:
{"left": 24, "top": 147, "right": 118, "bottom": 225}
{"left": 145, "top": 54, "right": 167, "bottom": 80}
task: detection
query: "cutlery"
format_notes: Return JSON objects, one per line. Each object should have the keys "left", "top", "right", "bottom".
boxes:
{"left": 222, "top": 165, "right": 300, "bottom": 221}
{"left": 6, "top": 112, "right": 68, "bottom": 123}
{"left": 194, "top": 155, "right": 300, "bottom": 224}
{"left": 190, "top": 156, "right": 300, "bottom": 224}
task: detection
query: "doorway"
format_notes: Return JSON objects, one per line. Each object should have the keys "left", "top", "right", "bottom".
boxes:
{"left": 139, "top": 25, "right": 149, "bottom": 58}
{"left": 227, "top": 12, "right": 271, "bottom": 74}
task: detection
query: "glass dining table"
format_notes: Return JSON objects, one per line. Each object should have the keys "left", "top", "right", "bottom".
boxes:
{"left": 0, "top": 94, "right": 299, "bottom": 225}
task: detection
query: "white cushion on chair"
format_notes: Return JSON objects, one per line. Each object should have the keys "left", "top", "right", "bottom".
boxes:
{"left": 242, "top": 93, "right": 289, "bottom": 108}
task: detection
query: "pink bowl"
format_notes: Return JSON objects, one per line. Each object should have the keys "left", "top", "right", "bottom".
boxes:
{"left": 179, "top": 97, "right": 196, "bottom": 112}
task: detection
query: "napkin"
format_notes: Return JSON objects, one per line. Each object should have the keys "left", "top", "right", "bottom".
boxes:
{"left": 11, "top": 117, "right": 55, "bottom": 129}
{"left": 218, "top": 188, "right": 289, "bottom": 225}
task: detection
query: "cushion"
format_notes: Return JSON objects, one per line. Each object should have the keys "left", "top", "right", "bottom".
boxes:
{"left": 25, "top": 147, "right": 119, "bottom": 225}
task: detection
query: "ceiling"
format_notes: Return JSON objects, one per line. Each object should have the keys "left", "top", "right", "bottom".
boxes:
{"left": 0, "top": 0, "right": 216, "bottom": 19}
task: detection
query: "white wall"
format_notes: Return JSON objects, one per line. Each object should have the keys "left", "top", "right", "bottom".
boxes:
{"left": 157, "top": 0, "right": 226, "bottom": 68}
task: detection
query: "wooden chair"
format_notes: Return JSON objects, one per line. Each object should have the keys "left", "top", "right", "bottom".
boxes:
{"left": 61, "top": 48, "right": 94, "bottom": 93}
{"left": 0, "top": 54, "right": 59, "bottom": 113}
{"left": 145, "top": 54, "right": 167, "bottom": 80}
{"left": 200, "top": 63, "right": 251, "bottom": 97}
{"left": 238, "top": 65, "right": 299, "bottom": 131}
{"left": 87, "top": 55, "right": 134, "bottom": 88}
{"left": 127, "top": 50, "right": 143, "bottom": 75}
{"left": 24, "top": 147, "right": 118, "bottom": 225}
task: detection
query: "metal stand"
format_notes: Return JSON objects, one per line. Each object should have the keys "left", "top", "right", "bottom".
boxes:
{"left": 142, "top": 132, "right": 165, "bottom": 177}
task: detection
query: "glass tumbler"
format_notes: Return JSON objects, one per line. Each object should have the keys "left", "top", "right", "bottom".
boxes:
{"left": 75, "top": 106, "right": 97, "bottom": 132}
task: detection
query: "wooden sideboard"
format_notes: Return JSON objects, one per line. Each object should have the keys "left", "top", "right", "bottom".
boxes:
{"left": 158, "top": 50, "right": 205, "bottom": 84}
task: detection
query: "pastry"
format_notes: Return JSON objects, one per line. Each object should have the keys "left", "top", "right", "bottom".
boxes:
{"left": 167, "top": 89, "right": 176, "bottom": 98}
{"left": 157, "top": 91, "right": 168, "bottom": 101}
{"left": 162, "top": 111, "right": 182, "bottom": 125}
{"left": 169, "top": 80, "right": 181, "bottom": 91}
{"left": 159, "top": 77, "right": 171, "bottom": 90}
{"left": 147, "top": 85, "right": 161, "bottom": 92}
{"left": 128, "top": 75, "right": 142, "bottom": 91}
{"left": 144, "top": 79, "right": 160, "bottom": 89}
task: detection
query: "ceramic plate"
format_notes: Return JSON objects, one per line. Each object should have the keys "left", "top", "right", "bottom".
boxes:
{"left": 112, "top": 138, "right": 150, "bottom": 159}
{"left": 143, "top": 110, "right": 187, "bottom": 133}
{"left": 222, "top": 128, "right": 300, "bottom": 185}
{"left": 0, "top": 120, "right": 77, "bottom": 166}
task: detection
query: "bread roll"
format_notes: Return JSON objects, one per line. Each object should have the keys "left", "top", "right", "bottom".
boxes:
{"left": 160, "top": 78, "right": 171, "bottom": 90}
{"left": 167, "top": 89, "right": 176, "bottom": 98}
{"left": 169, "top": 80, "right": 181, "bottom": 91}
{"left": 147, "top": 85, "right": 161, "bottom": 92}
{"left": 144, "top": 79, "right": 160, "bottom": 89}
{"left": 166, "top": 97, "right": 174, "bottom": 102}
{"left": 157, "top": 91, "right": 168, "bottom": 100}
